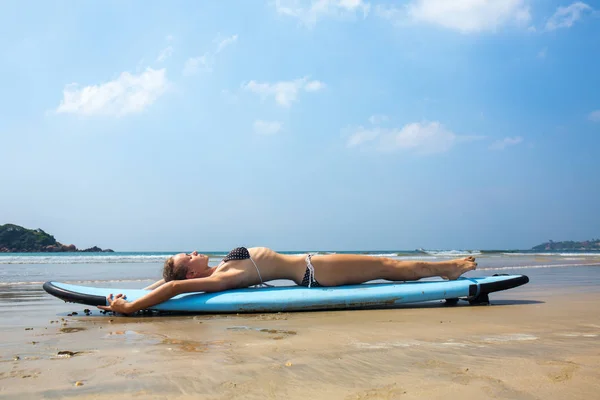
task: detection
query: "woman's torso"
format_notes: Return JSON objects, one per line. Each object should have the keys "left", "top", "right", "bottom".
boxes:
{"left": 212, "top": 247, "right": 307, "bottom": 287}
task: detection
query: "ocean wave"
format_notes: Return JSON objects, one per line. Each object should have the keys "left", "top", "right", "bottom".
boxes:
{"left": 0, "top": 252, "right": 429, "bottom": 264}
{"left": 0, "top": 278, "right": 152, "bottom": 287}
{"left": 0, "top": 254, "right": 176, "bottom": 265}
{"left": 418, "top": 250, "right": 482, "bottom": 257}
{"left": 479, "top": 263, "right": 600, "bottom": 271}
{"left": 2, "top": 250, "right": 599, "bottom": 265}
{"left": 1, "top": 262, "right": 599, "bottom": 287}
{"left": 501, "top": 252, "right": 600, "bottom": 257}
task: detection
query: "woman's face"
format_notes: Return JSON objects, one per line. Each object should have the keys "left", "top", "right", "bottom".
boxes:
{"left": 173, "top": 251, "right": 210, "bottom": 279}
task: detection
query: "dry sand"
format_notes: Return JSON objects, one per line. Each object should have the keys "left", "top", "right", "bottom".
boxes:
{"left": 1, "top": 290, "right": 599, "bottom": 399}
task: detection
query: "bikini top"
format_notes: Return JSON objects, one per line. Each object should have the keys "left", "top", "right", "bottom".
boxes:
{"left": 221, "top": 247, "right": 273, "bottom": 288}
{"left": 222, "top": 247, "right": 250, "bottom": 263}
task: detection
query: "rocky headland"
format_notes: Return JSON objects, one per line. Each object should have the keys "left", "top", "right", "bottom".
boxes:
{"left": 532, "top": 239, "right": 600, "bottom": 251}
{"left": 0, "top": 223, "right": 114, "bottom": 253}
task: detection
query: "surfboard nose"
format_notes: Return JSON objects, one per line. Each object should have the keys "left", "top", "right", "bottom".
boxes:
{"left": 43, "top": 281, "right": 108, "bottom": 306}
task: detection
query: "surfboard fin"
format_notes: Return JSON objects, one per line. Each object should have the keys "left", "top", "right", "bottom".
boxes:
{"left": 468, "top": 293, "right": 490, "bottom": 306}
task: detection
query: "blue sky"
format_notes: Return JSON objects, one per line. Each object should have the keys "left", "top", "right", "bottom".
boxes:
{"left": 1, "top": 0, "right": 598, "bottom": 251}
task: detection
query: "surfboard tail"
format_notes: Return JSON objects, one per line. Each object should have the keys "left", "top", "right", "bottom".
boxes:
{"left": 467, "top": 274, "right": 530, "bottom": 305}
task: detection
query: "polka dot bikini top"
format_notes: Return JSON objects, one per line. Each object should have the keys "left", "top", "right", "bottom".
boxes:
{"left": 222, "top": 247, "right": 251, "bottom": 263}
{"left": 221, "top": 247, "right": 273, "bottom": 288}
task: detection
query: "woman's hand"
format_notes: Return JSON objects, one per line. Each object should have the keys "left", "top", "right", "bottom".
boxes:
{"left": 97, "top": 293, "right": 133, "bottom": 315}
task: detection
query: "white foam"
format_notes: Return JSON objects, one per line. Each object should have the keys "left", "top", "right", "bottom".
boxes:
{"left": 421, "top": 250, "right": 482, "bottom": 257}
{"left": 0, "top": 254, "right": 174, "bottom": 264}
{"left": 0, "top": 278, "right": 151, "bottom": 287}
{"left": 479, "top": 263, "right": 600, "bottom": 271}
{"left": 556, "top": 332, "right": 598, "bottom": 338}
{"left": 503, "top": 252, "right": 600, "bottom": 257}
{"left": 438, "top": 342, "right": 469, "bottom": 347}
{"left": 480, "top": 334, "right": 538, "bottom": 343}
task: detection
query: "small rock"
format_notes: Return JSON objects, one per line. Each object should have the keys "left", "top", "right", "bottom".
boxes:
{"left": 74, "top": 381, "right": 83, "bottom": 386}
{"left": 25, "top": 328, "right": 33, "bottom": 331}
{"left": 71, "top": 312, "right": 78, "bottom": 316}
{"left": 67, "top": 314, "right": 73, "bottom": 317}
{"left": 13, "top": 356, "right": 20, "bottom": 361}
{"left": 285, "top": 361, "right": 292, "bottom": 367}
{"left": 83, "top": 309, "right": 90, "bottom": 313}
{"left": 58, "top": 350, "right": 79, "bottom": 357}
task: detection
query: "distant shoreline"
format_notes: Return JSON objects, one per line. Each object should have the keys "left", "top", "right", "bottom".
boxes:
{"left": 531, "top": 239, "right": 600, "bottom": 252}
{"left": 1, "top": 223, "right": 598, "bottom": 253}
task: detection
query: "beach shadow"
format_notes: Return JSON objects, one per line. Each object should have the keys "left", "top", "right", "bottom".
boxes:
{"left": 478, "top": 299, "right": 544, "bottom": 306}
{"left": 305, "top": 298, "right": 546, "bottom": 311}
{"left": 143, "top": 298, "right": 548, "bottom": 317}
{"left": 52, "top": 298, "right": 545, "bottom": 320}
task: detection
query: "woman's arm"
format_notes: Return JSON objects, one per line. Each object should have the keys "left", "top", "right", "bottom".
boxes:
{"left": 99, "top": 276, "right": 227, "bottom": 314}
{"left": 143, "top": 279, "right": 165, "bottom": 290}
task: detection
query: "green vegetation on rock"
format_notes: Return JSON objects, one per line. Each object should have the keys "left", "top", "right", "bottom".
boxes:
{"left": 0, "top": 223, "right": 113, "bottom": 253}
{"left": 531, "top": 239, "right": 600, "bottom": 251}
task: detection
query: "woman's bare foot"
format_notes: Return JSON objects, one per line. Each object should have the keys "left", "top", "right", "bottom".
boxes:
{"left": 438, "top": 256, "right": 477, "bottom": 280}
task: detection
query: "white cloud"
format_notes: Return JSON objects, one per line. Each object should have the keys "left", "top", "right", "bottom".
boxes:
{"left": 156, "top": 46, "right": 173, "bottom": 62}
{"left": 216, "top": 34, "right": 238, "bottom": 53}
{"left": 253, "top": 120, "right": 283, "bottom": 135}
{"left": 242, "top": 77, "right": 325, "bottom": 107}
{"left": 56, "top": 68, "right": 168, "bottom": 117}
{"left": 589, "top": 110, "right": 600, "bottom": 122}
{"left": 369, "top": 114, "right": 389, "bottom": 124}
{"left": 184, "top": 34, "right": 237, "bottom": 77}
{"left": 347, "top": 126, "right": 381, "bottom": 147}
{"left": 183, "top": 53, "right": 213, "bottom": 76}
{"left": 378, "top": 0, "right": 531, "bottom": 33}
{"left": 545, "top": 2, "right": 592, "bottom": 31}
{"left": 374, "top": 4, "right": 404, "bottom": 21}
{"left": 347, "top": 121, "right": 476, "bottom": 154}
{"left": 489, "top": 136, "right": 523, "bottom": 150}
{"left": 305, "top": 80, "right": 325, "bottom": 92}
{"left": 274, "top": 0, "right": 370, "bottom": 26}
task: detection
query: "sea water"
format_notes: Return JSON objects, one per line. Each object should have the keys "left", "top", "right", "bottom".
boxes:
{"left": 0, "top": 250, "right": 599, "bottom": 331}
{"left": 1, "top": 250, "right": 599, "bottom": 287}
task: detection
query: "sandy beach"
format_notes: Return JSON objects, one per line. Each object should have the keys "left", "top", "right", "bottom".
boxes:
{"left": 2, "top": 281, "right": 599, "bottom": 400}
{"left": 3, "top": 0, "right": 599, "bottom": 396}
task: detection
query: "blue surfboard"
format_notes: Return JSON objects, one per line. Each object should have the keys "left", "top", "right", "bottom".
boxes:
{"left": 43, "top": 274, "right": 528, "bottom": 312}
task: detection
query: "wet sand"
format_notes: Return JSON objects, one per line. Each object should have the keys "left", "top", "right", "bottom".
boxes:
{"left": 1, "top": 286, "right": 599, "bottom": 399}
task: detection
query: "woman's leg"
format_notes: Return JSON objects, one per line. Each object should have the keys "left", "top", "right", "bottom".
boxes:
{"left": 310, "top": 254, "right": 477, "bottom": 286}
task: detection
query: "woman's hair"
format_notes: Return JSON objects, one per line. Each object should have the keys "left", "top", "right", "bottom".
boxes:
{"left": 163, "top": 257, "right": 188, "bottom": 281}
